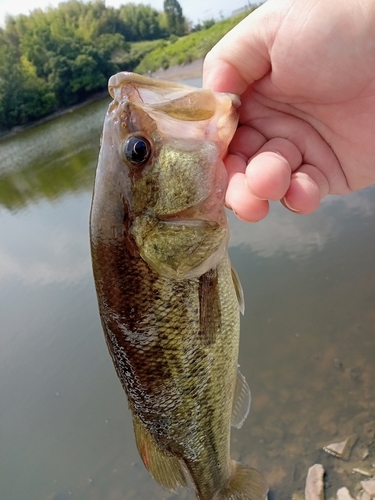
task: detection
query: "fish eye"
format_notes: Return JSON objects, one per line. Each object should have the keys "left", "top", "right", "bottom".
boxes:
{"left": 123, "top": 136, "right": 151, "bottom": 165}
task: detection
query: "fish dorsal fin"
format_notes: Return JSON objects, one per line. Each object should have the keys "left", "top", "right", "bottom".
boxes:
{"left": 231, "top": 264, "right": 245, "bottom": 315}
{"left": 132, "top": 415, "right": 187, "bottom": 492}
{"left": 231, "top": 370, "right": 251, "bottom": 429}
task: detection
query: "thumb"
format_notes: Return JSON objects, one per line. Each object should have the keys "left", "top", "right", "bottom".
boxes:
{"left": 203, "top": 4, "right": 275, "bottom": 94}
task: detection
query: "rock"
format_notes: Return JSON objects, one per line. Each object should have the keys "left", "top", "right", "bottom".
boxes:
{"left": 352, "top": 468, "right": 372, "bottom": 477}
{"left": 337, "top": 487, "right": 355, "bottom": 500}
{"left": 357, "top": 492, "right": 372, "bottom": 500}
{"left": 361, "top": 480, "right": 375, "bottom": 497}
{"left": 323, "top": 435, "right": 357, "bottom": 460}
{"left": 305, "top": 464, "right": 325, "bottom": 500}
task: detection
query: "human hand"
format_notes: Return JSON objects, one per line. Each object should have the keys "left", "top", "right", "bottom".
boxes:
{"left": 203, "top": 0, "right": 375, "bottom": 221}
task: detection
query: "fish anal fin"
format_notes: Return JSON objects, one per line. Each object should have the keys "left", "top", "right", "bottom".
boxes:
{"left": 215, "top": 462, "right": 268, "bottom": 500}
{"left": 133, "top": 415, "right": 188, "bottom": 492}
{"left": 231, "top": 370, "right": 251, "bottom": 429}
{"left": 231, "top": 264, "right": 245, "bottom": 315}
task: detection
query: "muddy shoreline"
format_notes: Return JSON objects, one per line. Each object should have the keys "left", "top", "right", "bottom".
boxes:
{"left": 0, "top": 59, "right": 204, "bottom": 141}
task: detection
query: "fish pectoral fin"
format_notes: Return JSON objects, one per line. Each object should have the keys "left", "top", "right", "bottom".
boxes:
{"left": 231, "top": 264, "right": 245, "bottom": 315}
{"left": 231, "top": 370, "right": 251, "bottom": 429}
{"left": 132, "top": 415, "right": 188, "bottom": 492}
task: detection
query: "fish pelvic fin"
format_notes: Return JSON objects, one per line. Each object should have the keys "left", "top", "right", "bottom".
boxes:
{"left": 132, "top": 415, "right": 188, "bottom": 492}
{"left": 212, "top": 462, "right": 268, "bottom": 500}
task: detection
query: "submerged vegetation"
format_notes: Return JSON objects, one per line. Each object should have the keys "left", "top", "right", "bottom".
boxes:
{"left": 0, "top": 0, "right": 258, "bottom": 134}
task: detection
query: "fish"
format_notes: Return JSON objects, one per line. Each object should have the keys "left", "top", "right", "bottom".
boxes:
{"left": 89, "top": 72, "right": 268, "bottom": 500}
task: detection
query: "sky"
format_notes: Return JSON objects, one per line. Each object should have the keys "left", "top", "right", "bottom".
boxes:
{"left": 0, "top": 0, "right": 254, "bottom": 27}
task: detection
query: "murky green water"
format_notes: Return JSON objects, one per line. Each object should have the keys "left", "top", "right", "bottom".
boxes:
{"left": 1, "top": 78, "right": 374, "bottom": 500}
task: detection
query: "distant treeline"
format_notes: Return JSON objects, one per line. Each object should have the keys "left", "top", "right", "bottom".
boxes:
{"left": 0, "top": 0, "right": 190, "bottom": 132}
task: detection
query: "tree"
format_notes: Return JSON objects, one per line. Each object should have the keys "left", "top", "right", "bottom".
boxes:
{"left": 0, "top": 34, "right": 56, "bottom": 130}
{"left": 119, "top": 3, "right": 166, "bottom": 41}
{"left": 163, "top": 0, "right": 186, "bottom": 36}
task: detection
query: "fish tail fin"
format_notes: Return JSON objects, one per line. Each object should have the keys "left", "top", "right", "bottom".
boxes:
{"left": 214, "top": 461, "right": 268, "bottom": 500}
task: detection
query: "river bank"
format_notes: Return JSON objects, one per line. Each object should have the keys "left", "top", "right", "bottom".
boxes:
{"left": 151, "top": 58, "right": 203, "bottom": 81}
{"left": 0, "top": 59, "right": 204, "bottom": 142}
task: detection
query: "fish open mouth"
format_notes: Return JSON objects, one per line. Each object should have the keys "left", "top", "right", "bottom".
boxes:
{"left": 158, "top": 218, "right": 212, "bottom": 227}
{"left": 157, "top": 212, "right": 227, "bottom": 230}
{"left": 156, "top": 194, "right": 227, "bottom": 228}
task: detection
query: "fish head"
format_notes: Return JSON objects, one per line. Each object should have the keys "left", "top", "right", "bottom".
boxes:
{"left": 91, "top": 72, "right": 239, "bottom": 280}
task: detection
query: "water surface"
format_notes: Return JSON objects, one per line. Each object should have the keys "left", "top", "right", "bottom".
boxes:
{"left": 1, "top": 81, "right": 374, "bottom": 500}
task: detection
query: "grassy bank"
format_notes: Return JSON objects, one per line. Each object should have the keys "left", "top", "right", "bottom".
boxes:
{"left": 134, "top": 8, "right": 256, "bottom": 74}
{"left": 114, "top": 39, "right": 167, "bottom": 71}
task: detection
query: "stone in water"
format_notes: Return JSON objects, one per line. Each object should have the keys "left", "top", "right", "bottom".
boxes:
{"left": 336, "top": 487, "right": 355, "bottom": 500}
{"left": 323, "top": 435, "right": 357, "bottom": 460}
{"left": 305, "top": 464, "right": 325, "bottom": 500}
{"left": 361, "top": 480, "right": 375, "bottom": 497}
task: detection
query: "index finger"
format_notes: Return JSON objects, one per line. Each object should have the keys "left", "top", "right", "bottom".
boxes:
{"left": 202, "top": 4, "right": 273, "bottom": 94}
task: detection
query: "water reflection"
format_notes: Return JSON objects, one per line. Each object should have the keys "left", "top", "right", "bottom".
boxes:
{"left": 0, "top": 150, "right": 93, "bottom": 211}
{"left": 229, "top": 188, "right": 375, "bottom": 260}
{"left": 0, "top": 98, "right": 109, "bottom": 212}
{"left": 229, "top": 205, "right": 337, "bottom": 259}
{"left": 0, "top": 195, "right": 91, "bottom": 286}
{"left": 0, "top": 87, "right": 374, "bottom": 500}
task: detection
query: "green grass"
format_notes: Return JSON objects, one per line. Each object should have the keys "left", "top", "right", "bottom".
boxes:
{"left": 134, "top": 8, "right": 257, "bottom": 74}
{"left": 113, "top": 39, "right": 168, "bottom": 70}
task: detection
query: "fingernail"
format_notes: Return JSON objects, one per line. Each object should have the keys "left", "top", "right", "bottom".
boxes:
{"left": 282, "top": 197, "right": 300, "bottom": 213}
{"left": 233, "top": 209, "right": 258, "bottom": 223}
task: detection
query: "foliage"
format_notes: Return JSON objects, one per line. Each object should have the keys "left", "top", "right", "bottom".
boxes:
{"left": 118, "top": 3, "right": 167, "bottom": 41}
{"left": 163, "top": 0, "right": 186, "bottom": 36}
{"left": 0, "top": 31, "right": 56, "bottom": 129}
{"left": 115, "top": 39, "right": 167, "bottom": 71}
{"left": 192, "top": 19, "right": 216, "bottom": 32}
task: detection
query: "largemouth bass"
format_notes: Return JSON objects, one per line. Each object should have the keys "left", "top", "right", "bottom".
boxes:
{"left": 90, "top": 72, "right": 268, "bottom": 500}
